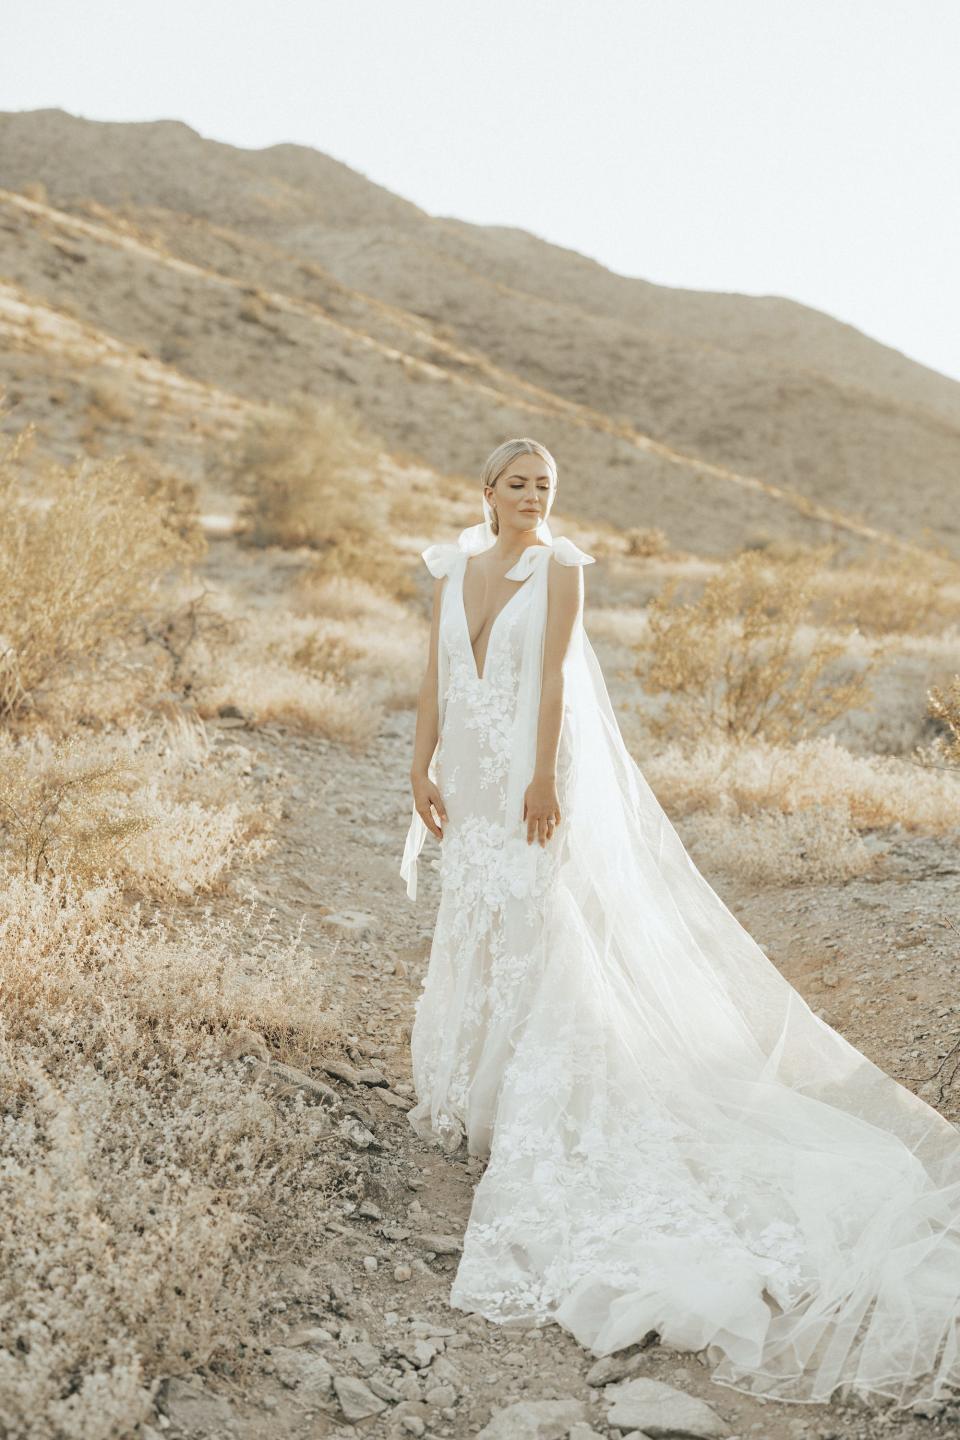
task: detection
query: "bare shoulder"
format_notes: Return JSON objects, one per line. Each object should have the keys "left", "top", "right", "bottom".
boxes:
{"left": 547, "top": 550, "right": 586, "bottom": 592}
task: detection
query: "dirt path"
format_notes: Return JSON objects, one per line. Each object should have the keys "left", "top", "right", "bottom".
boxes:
{"left": 150, "top": 536, "right": 959, "bottom": 1440}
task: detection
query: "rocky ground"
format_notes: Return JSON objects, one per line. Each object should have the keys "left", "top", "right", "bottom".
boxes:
{"left": 143, "top": 534, "right": 960, "bottom": 1440}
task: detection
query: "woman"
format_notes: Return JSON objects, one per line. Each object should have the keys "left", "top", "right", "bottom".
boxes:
{"left": 399, "top": 437, "right": 960, "bottom": 1413}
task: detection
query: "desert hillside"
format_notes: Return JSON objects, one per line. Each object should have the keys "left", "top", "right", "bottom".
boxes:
{"left": 1, "top": 106, "right": 959, "bottom": 559}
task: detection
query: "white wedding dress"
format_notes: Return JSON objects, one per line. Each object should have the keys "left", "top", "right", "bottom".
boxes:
{"left": 398, "top": 509, "right": 960, "bottom": 1413}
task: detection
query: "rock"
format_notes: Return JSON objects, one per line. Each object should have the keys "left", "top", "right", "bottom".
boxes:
{"left": 375, "top": 1088, "right": 415, "bottom": 1110}
{"left": 219, "top": 1027, "right": 269, "bottom": 1062}
{"left": 411, "top": 1330, "right": 440, "bottom": 1365}
{"left": 270, "top": 1346, "right": 334, "bottom": 1396}
{"left": 476, "top": 1399, "right": 588, "bottom": 1438}
{"left": 333, "top": 1374, "right": 388, "bottom": 1421}
{"left": 401, "top": 1337, "right": 442, "bottom": 1368}
{"left": 286, "top": 1324, "right": 335, "bottom": 1347}
{"left": 428, "top": 1355, "right": 462, "bottom": 1386}
{"left": 413, "top": 1233, "right": 463, "bottom": 1255}
{"left": 604, "top": 1377, "right": 730, "bottom": 1438}
{"left": 268, "top": 1060, "right": 339, "bottom": 1105}
{"left": 355, "top": 1067, "right": 388, "bottom": 1085}
{"left": 341, "top": 1097, "right": 379, "bottom": 1129}
{"left": 401, "top": 1418, "right": 426, "bottom": 1436}
{"left": 339, "top": 1116, "right": 378, "bottom": 1150}
{"left": 347, "top": 1339, "right": 381, "bottom": 1374}
{"left": 320, "top": 1055, "right": 362, "bottom": 1085}
{"left": 382, "top": 1223, "right": 412, "bottom": 1240}
{"left": 363, "top": 1255, "right": 378, "bottom": 1272}
{"left": 394, "top": 1264, "right": 413, "bottom": 1282}
{"left": 911, "top": 1397, "right": 946, "bottom": 1419}
{"left": 424, "top": 1383, "right": 457, "bottom": 1407}
{"left": 410, "top": 1323, "right": 457, "bottom": 1338}
{"left": 367, "top": 1375, "right": 402, "bottom": 1402}
{"left": 394, "top": 1373, "right": 423, "bottom": 1401}
{"left": 568, "top": 1426, "right": 608, "bottom": 1440}
{"left": 217, "top": 703, "right": 246, "bottom": 719}
{"left": 585, "top": 1334, "right": 658, "bottom": 1386}
{"left": 322, "top": 909, "right": 377, "bottom": 935}
{"left": 358, "top": 1200, "right": 384, "bottom": 1220}
{"left": 161, "top": 1377, "right": 235, "bottom": 1432}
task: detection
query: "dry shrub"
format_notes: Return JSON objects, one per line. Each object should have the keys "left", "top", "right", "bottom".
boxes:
{"left": 181, "top": 600, "right": 388, "bottom": 747}
{"left": 818, "top": 544, "right": 951, "bottom": 636}
{"left": 0, "top": 423, "right": 205, "bottom": 723}
{"left": 0, "top": 719, "right": 276, "bottom": 899}
{"left": 686, "top": 805, "right": 875, "bottom": 886}
{"left": 387, "top": 480, "right": 451, "bottom": 537}
{"left": 637, "top": 549, "right": 873, "bottom": 745}
{"left": 292, "top": 572, "right": 427, "bottom": 711}
{"left": 924, "top": 674, "right": 960, "bottom": 767}
{"left": 644, "top": 733, "right": 960, "bottom": 836}
{"left": 624, "top": 525, "right": 669, "bottom": 558}
{"left": 85, "top": 376, "right": 136, "bottom": 424}
{"left": 314, "top": 531, "right": 416, "bottom": 600}
{"left": 0, "top": 873, "right": 346, "bottom": 1437}
{"left": 21, "top": 179, "right": 48, "bottom": 204}
{"left": 229, "top": 397, "right": 413, "bottom": 593}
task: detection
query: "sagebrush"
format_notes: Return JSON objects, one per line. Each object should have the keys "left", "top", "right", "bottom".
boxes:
{"left": 637, "top": 549, "right": 875, "bottom": 745}
{"left": 0, "top": 422, "right": 205, "bottom": 724}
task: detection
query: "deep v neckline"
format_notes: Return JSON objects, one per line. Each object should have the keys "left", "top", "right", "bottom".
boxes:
{"left": 459, "top": 555, "right": 534, "bottom": 683}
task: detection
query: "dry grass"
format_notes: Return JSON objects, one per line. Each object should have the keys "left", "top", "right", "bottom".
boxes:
{"left": 0, "top": 696, "right": 350, "bottom": 1436}
{"left": 645, "top": 732, "right": 960, "bottom": 834}
{"left": 0, "top": 873, "right": 346, "bottom": 1439}
{"left": 814, "top": 544, "right": 955, "bottom": 637}
{"left": 178, "top": 586, "right": 409, "bottom": 746}
{"left": 0, "top": 409, "right": 411, "bottom": 1433}
{"left": 0, "top": 718, "right": 276, "bottom": 897}
{"left": 636, "top": 549, "right": 875, "bottom": 746}
{"left": 624, "top": 525, "right": 669, "bottom": 558}
{"left": 924, "top": 674, "right": 960, "bottom": 767}
{"left": 641, "top": 731, "right": 960, "bottom": 885}
{"left": 0, "top": 422, "right": 205, "bottom": 725}
{"left": 685, "top": 805, "right": 875, "bottom": 886}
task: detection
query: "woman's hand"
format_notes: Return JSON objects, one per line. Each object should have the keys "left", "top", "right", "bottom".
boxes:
{"left": 523, "top": 773, "right": 561, "bottom": 847}
{"left": 411, "top": 772, "right": 447, "bottom": 840}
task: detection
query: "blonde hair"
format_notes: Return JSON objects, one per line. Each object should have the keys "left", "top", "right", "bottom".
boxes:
{"left": 480, "top": 438, "right": 558, "bottom": 536}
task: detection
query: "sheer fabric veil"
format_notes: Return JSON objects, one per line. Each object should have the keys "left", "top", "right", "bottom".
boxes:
{"left": 403, "top": 499, "right": 960, "bottom": 1408}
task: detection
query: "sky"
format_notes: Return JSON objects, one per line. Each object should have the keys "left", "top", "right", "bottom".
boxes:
{"left": 5, "top": 0, "right": 959, "bottom": 381}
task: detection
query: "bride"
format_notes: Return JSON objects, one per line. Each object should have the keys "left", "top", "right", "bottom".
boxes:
{"left": 398, "top": 437, "right": 960, "bottom": 1412}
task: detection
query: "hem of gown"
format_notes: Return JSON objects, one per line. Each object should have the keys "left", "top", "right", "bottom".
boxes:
{"left": 406, "top": 1093, "right": 491, "bottom": 1161}
{"left": 446, "top": 1284, "right": 944, "bottom": 1414}
{"left": 408, "top": 1094, "right": 955, "bottom": 1411}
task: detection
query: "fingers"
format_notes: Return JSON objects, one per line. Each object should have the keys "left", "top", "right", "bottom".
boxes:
{"left": 526, "top": 810, "right": 562, "bottom": 846}
{"left": 430, "top": 787, "right": 448, "bottom": 826}
{"left": 416, "top": 787, "right": 447, "bottom": 840}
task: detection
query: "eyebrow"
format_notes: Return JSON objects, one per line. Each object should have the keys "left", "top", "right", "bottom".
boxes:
{"left": 505, "top": 471, "right": 552, "bottom": 480}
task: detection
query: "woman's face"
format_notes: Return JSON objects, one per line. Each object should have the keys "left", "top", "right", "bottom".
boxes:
{"left": 486, "top": 453, "right": 555, "bottom": 534}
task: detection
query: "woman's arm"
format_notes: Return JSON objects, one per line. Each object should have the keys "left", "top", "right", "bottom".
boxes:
{"left": 524, "top": 556, "right": 583, "bottom": 845}
{"left": 409, "top": 577, "right": 448, "bottom": 840}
